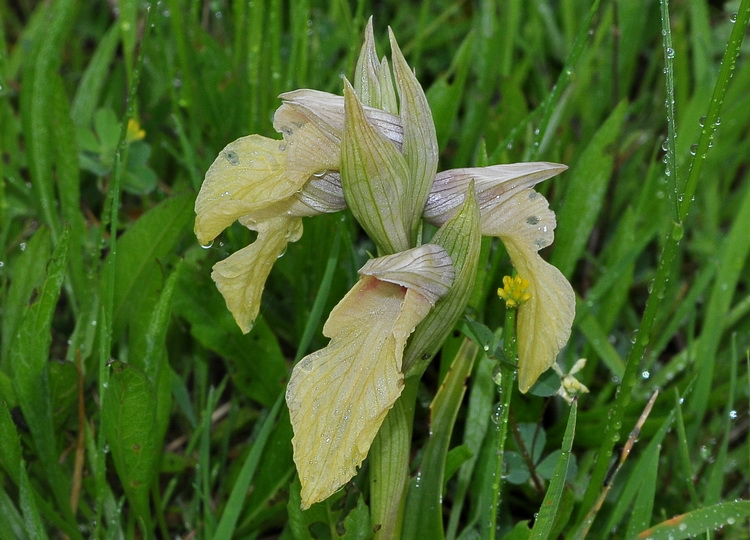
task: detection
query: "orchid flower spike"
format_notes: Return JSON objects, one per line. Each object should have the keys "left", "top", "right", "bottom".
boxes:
{"left": 194, "top": 17, "right": 575, "bottom": 509}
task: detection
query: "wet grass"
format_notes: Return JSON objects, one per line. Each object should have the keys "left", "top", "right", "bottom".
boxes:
{"left": 1, "top": 0, "right": 749, "bottom": 538}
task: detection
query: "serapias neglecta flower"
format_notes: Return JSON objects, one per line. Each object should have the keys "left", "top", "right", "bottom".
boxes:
{"left": 194, "top": 17, "right": 575, "bottom": 508}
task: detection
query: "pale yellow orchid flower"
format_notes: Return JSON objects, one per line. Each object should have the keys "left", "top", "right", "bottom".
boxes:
{"left": 424, "top": 165, "right": 576, "bottom": 392}
{"left": 196, "top": 17, "right": 575, "bottom": 513}
{"left": 193, "top": 91, "right": 401, "bottom": 332}
{"left": 286, "top": 244, "right": 454, "bottom": 508}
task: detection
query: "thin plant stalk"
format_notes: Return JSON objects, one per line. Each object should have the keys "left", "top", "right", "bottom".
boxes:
{"left": 489, "top": 307, "right": 517, "bottom": 539}
{"left": 575, "top": 0, "right": 750, "bottom": 527}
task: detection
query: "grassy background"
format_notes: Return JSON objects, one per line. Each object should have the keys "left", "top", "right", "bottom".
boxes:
{"left": 1, "top": 0, "right": 750, "bottom": 538}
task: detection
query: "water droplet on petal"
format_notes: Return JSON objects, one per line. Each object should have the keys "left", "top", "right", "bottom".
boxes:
{"left": 224, "top": 150, "right": 240, "bottom": 165}
{"left": 200, "top": 240, "right": 214, "bottom": 249}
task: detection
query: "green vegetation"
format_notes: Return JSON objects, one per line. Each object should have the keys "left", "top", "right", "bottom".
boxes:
{"left": 1, "top": 0, "right": 749, "bottom": 538}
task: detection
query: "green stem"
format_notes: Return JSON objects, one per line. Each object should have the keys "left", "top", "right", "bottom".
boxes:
{"left": 489, "top": 307, "right": 517, "bottom": 539}
{"left": 370, "top": 378, "right": 419, "bottom": 539}
{"left": 574, "top": 0, "right": 750, "bottom": 529}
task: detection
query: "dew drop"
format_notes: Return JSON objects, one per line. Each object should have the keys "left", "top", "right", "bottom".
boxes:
{"left": 200, "top": 240, "right": 214, "bottom": 249}
{"left": 729, "top": 12, "right": 737, "bottom": 23}
{"left": 526, "top": 215, "right": 540, "bottom": 225}
{"left": 699, "top": 116, "right": 706, "bottom": 127}
{"left": 690, "top": 143, "right": 698, "bottom": 156}
{"left": 224, "top": 150, "right": 240, "bottom": 165}
{"left": 666, "top": 47, "right": 675, "bottom": 58}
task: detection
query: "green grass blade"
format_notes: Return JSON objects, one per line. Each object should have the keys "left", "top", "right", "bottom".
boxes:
{"left": 551, "top": 100, "right": 627, "bottom": 278}
{"left": 294, "top": 224, "right": 342, "bottom": 363}
{"left": 402, "top": 339, "right": 478, "bottom": 538}
{"left": 678, "top": 0, "right": 750, "bottom": 223}
{"left": 0, "top": 402, "right": 21, "bottom": 485}
{"left": 702, "top": 335, "right": 738, "bottom": 505}
{"left": 446, "top": 352, "right": 495, "bottom": 540}
{"left": 212, "top": 394, "right": 284, "bottom": 540}
{"left": 10, "top": 227, "right": 71, "bottom": 517}
{"left": 18, "top": 0, "right": 77, "bottom": 241}
{"left": 637, "top": 501, "right": 750, "bottom": 539}
{"left": 0, "top": 482, "right": 25, "bottom": 540}
{"left": 103, "top": 193, "right": 193, "bottom": 337}
{"left": 0, "top": 228, "right": 51, "bottom": 368}
{"left": 70, "top": 23, "right": 120, "bottom": 127}
{"left": 624, "top": 443, "right": 659, "bottom": 538}
{"left": 19, "top": 465, "right": 49, "bottom": 540}
{"left": 688, "top": 180, "right": 750, "bottom": 424}
{"left": 530, "top": 400, "right": 577, "bottom": 539}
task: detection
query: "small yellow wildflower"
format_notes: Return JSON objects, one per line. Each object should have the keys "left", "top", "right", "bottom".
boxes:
{"left": 497, "top": 275, "right": 532, "bottom": 309}
{"left": 127, "top": 118, "right": 146, "bottom": 142}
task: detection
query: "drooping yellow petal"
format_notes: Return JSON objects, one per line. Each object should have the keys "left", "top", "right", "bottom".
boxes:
{"left": 195, "top": 118, "right": 342, "bottom": 246}
{"left": 482, "top": 189, "right": 575, "bottom": 392}
{"left": 286, "top": 278, "right": 432, "bottom": 508}
{"left": 195, "top": 135, "right": 295, "bottom": 245}
{"left": 211, "top": 216, "right": 303, "bottom": 333}
{"left": 286, "top": 245, "right": 453, "bottom": 508}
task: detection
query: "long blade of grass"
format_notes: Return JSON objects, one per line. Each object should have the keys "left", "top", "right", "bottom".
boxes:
{"left": 530, "top": 399, "right": 577, "bottom": 539}
{"left": 402, "top": 339, "right": 478, "bottom": 538}
{"left": 637, "top": 501, "right": 750, "bottom": 539}
{"left": 688, "top": 179, "right": 750, "bottom": 425}
{"left": 702, "top": 334, "right": 738, "bottom": 505}
{"left": 575, "top": 0, "right": 750, "bottom": 524}
{"left": 294, "top": 225, "right": 342, "bottom": 363}
{"left": 18, "top": 0, "right": 77, "bottom": 242}
{"left": 0, "top": 483, "right": 25, "bottom": 540}
{"left": 19, "top": 465, "right": 49, "bottom": 540}
{"left": 10, "top": 227, "right": 71, "bottom": 518}
{"left": 212, "top": 394, "right": 284, "bottom": 540}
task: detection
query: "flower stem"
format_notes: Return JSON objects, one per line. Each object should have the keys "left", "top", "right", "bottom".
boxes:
{"left": 370, "top": 377, "right": 419, "bottom": 539}
{"left": 489, "top": 308, "right": 517, "bottom": 539}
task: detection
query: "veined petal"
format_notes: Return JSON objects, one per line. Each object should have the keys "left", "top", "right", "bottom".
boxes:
{"left": 403, "top": 186, "right": 482, "bottom": 376}
{"left": 277, "top": 89, "right": 403, "bottom": 147}
{"left": 423, "top": 162, "right": 568, "bottom": 226}
{"left": 389, "top": 28, "right": 439, "bottom": 241}
{"left": 211, "top": 216, "right": 303, "bottom": 333}
{"left": 353, "top": 17, "right": 380, "bottom": 108}
{"left": 291, "top": 172, "right": 346, "bottom": 215}
{"left": 195, "top": 115, "right": 342, "bottom": 246}
{"left": 194, "top": 135, "right": 293, "bottom": 245}
{"left": 275, "top": 109, "right": 342, "bottom": 186}
{"left": 286, "top": 276, "right": 435, "bottom": 509}
{"left": 353, "top": 17, "right": 398, "bottom": 112}
{"left": 359, "top": 244, "right": 454, "bottom": 305}
{"left": 482, "top": 189, "right": 575, "bottom": 392}
{"left": 341, "top": 80, "right": 411, "bottom": 254}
